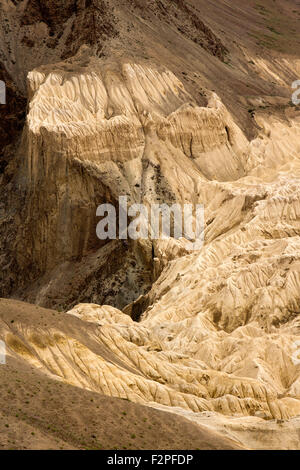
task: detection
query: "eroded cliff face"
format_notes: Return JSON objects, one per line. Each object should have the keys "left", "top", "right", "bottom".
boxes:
{"left": 2, "top": 0, "right": 300, "bottom": 450}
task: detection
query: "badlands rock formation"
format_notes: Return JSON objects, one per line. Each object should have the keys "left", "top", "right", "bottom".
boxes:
{"left": 1, "top": 0, "right": 300, "bottom": 450}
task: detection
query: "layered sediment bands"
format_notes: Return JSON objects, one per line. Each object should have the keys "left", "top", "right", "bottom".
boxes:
{"left": 2, "top": 0, "right": 300, "bottom": 450}
{"left": 2, "top": 297, "right": 300, "bottom": 451}
{"left": 5, "top": 54, "right": 300, "bottom": 312}
{"left": 8, "top": 57, "right": 249, "bottom": 302}
{"left": 3, "top": 55, "right": 300, "bottom": 439}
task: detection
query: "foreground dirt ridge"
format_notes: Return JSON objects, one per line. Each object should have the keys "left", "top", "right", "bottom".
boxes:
{"left": 1, "top": 0, "right": 300, "bottom": 450}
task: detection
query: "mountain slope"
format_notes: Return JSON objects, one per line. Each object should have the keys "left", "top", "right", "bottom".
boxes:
{"left": 1, "top": 0, "right": 300, "bottom": 450}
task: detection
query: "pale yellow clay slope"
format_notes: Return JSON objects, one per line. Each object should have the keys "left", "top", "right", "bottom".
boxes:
{"left": 5, "top": 54, "right": 300, "bottom": 449}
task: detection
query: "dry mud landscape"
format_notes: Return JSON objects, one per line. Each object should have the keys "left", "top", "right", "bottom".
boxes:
{"left": 1, "top": 0, "right": 300, "bottom": 450}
